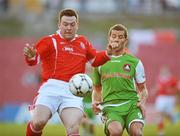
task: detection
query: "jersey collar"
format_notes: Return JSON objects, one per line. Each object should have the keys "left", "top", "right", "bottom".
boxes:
{"left": 112, "top": 52, "right": 127, "bottom": 58}
{"left": 56, "top": 30, "right": 78, "bottom": 42}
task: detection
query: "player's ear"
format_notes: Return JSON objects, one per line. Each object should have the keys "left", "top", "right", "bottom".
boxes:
{"left": 124, "top": 38, "right": 128, "bottom": 48}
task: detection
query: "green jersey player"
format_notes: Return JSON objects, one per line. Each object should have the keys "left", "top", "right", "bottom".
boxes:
{"left": 92, "top": 24, "right": 148, "bottom": 136}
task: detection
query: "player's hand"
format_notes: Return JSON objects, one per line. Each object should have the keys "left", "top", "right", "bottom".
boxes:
{"left": 106, "top": 43, "right": 113, "bottom": 56}
{"left": 137, "top": 101, "right": 146, "bottom": 118}
{"left": 92, "top": 101, "right": 101, "bottom": 114}
{"left": 23, "top": 43, "right": 36, "bottom": 59}
{"left": 110, "top": 42, "right": 119, "bottom": 49}
{"left": 106, "top": 42, "right": 120, "bottom": 55}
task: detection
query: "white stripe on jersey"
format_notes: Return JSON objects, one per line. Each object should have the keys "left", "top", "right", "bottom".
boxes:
{"left": 51, "top": 37, "right": 58, "bottom": 77}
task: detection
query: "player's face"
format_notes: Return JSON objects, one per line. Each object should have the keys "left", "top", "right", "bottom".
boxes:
{"left": 108, "top": 30, "right": 127, "bottom": 53}
{"left": 58, "top": 16, "right": 78, "bottom": 40}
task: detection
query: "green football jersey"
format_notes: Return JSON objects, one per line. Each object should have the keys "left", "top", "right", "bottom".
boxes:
{"left": 93, "top": 53, "right": 141, "bottom": 103}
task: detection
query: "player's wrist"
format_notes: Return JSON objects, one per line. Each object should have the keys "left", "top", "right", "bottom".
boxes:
{"left": 27, "top": 56, "right": 36, "bottom": 60}
{"left": 105, "top": 51, "right": 112, "bottom": 59}
{"left": 25, "top": 52, "right": 37, "bottom": 61}
{"left": 27, "top": 50, "right": 37, "bottom": 60}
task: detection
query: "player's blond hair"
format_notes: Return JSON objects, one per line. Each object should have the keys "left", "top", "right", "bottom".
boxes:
{"left": 108, "top": 24, "right": 128, "bottom": 39}
{"left": 59, "top": 8, "right": 79, "bottom": 22}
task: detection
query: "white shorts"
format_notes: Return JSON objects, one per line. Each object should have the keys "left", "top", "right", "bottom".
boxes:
{"left": 31, "top": 79, "right": 84, "bottom": 115}
{"left": 155, "top": 95, "right": 176, "bottom": 115}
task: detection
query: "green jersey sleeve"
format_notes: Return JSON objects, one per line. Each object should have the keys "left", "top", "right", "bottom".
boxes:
{"left": 93, "top": 67, "right": 101, "bottom": 86}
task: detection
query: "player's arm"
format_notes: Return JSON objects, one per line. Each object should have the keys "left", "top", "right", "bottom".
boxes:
{"left": 135, "top": 60, "right": 148, "bottom": 118}
{"left": 92, "top": 67, "right": 102, "bottom": 114}
{"left": 92, "top": 42, "right": 120, "bottom": 66}
{"left": 137, "top": 82, "right": 148, "bottom": 118}
{"left": 23, "top": 36, "right": 52, "bottom": 66}
{"left": 92, "top": 85, "right": 102, "bottom": 114}
{"left": 84, "top": 38, "right": 114, "bottom": 67}
{"left": 91, "top": 51, "right": 111, "bottom": 67}
{"left": 23, "top": 43, "right": 38, "bottom": 66}
{"left": 92, "top": 42, "right": 122, "bottom": 66}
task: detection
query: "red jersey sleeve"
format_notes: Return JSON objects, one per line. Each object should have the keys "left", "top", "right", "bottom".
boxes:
{"left": 84, "top": 38, "right": 110, "bottom": 67}
{"left": 25, "top": 36, "right": 53, "bottom": 66}
{"left": 170, "top": 77, "right": 178, "bottom": 87}
{"left": 91, "top": 51, "right": 110, "bottom": 67}
{"left": 36, "top": 36, "right": 53, "bottom": 59}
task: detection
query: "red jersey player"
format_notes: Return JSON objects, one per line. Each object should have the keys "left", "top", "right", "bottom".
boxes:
{"left": 155, "top": 66, "right": 179, "bottom": 136}
{"left": 23, "top": 8, "right": 116, "bottom": 136}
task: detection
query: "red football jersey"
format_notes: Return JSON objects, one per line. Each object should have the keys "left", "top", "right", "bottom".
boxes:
{"left": 157, "top": 75, "right": 178, "bottom": 96}
{"left": 25, "top": 32, "right": 110, "bottom": 82}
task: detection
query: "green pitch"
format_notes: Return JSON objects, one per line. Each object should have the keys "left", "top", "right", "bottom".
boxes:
{"left": 0, "top": 122, "right": 180, "bottom": 136}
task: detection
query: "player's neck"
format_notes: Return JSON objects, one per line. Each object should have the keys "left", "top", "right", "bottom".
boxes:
{"left": 113, "top": 49, "right": 125, "bottom": 56}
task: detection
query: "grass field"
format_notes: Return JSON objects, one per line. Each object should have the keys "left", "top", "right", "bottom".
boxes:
{"left": 0, "top": 122, "right": 180, "bottom": 136}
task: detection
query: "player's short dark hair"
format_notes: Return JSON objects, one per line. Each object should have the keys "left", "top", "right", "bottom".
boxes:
{"left": 59, "top": 8, "right": 79, "bottom": 22}
{"left": 108, "top": 24, "right": 128, "bottom": 39}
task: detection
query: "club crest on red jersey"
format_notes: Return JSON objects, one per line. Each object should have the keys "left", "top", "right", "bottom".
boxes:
{"left": 123, "top": 64, "right": 131, "bottom": 72}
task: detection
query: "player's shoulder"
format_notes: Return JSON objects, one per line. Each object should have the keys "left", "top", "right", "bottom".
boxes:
{"left": 48, "top": 32, "right": 60, "bottom": 39}
{"left": 76, "top": 34, "right": 90, "bottom": 42}
{"left": 124, "top": 53, "right": 137, "bottom": 58}
{"left": 39, "top": 35, "right": 53, "bottom": 42}
{"left": 41, "top": 32, "right": 60, "bottom": 41}
{"left": 124, "top": 53, "right": 140, "bottom": 62}
{"left": 77, "top": 34, "right": 86, "bottom": 39}
{"left": 36, "top": 35, "right": 55, "bottom": 46}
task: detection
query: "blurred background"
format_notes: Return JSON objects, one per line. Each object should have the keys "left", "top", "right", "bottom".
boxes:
{"left": 0, "top": 0, "right": 180, "bottom": 135}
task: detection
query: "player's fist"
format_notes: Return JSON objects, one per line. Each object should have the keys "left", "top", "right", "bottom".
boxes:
{"left": 106, "top": 42, "right": 120, "bottom": 55}
{"left": 110, "top": 42, "right": 119, "bottom": 49}
{"left": 106, "top": 44, "right": 113, "bottom": 55}
{"left": 92, "top": 101, "right": 101, "bottom": 114}
{"left": 23, "top": 43, "right": 36, "bottom": 59}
